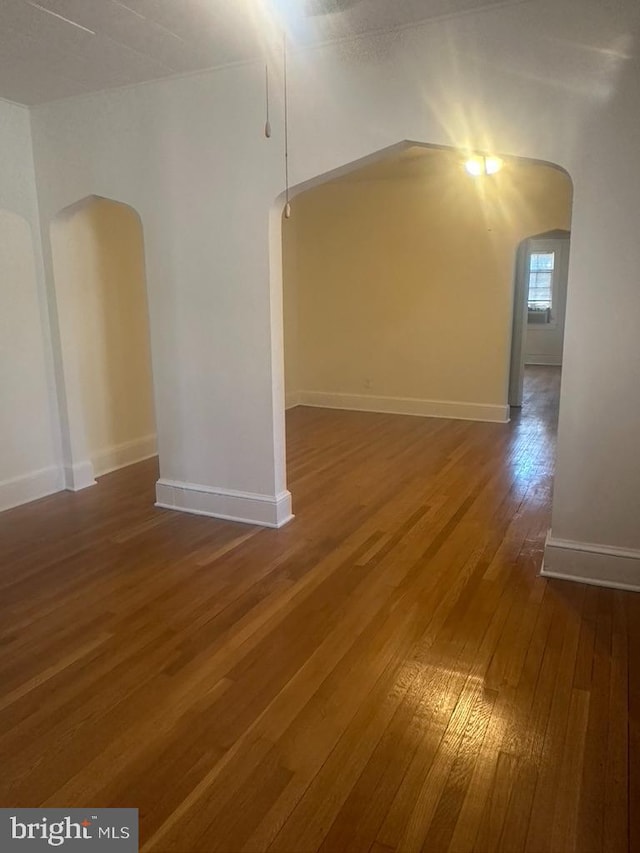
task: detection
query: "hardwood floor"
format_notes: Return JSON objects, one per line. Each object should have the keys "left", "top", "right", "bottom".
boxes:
{"left": 0, "top": 366, "right": 637, "bottom": 852}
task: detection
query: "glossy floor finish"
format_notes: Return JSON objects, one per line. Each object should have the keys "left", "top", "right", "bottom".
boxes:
{"left": 0, "top": 367, "right": 637, "bottom": 852}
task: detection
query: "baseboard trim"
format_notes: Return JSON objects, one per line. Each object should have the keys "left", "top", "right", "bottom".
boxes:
{"left": 295, "top": 391, "right": 509, "bottom": 423}
{"left": 0, "top": 465, "right": 65, "bottom": 512}
{"left": 542, "top": 531, "right": 640, "bottom": 592}
{"left": 525, "top": 355, "right": 562, "bottom": 366}
{"left": 285, "top": 393, "right": 300, "bottom": 410}
{"left": 93, "top": 434, "right": 158, "bottom": 477}
{"left": 155, "top": 478, "right": 294, "bottom": 529}
{"left": 64, "top": 460, "right": 97, "bottom": 492}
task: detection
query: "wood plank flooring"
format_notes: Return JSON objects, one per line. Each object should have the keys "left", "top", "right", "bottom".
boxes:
{"left": 0, "top": 366, "right": 637, "bottom": 852}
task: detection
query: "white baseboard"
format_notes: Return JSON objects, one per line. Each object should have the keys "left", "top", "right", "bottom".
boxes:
{"left": 542, "top": 531, "right": 640, "bottom": 592}
{"left": 93, "top": 434, "right": 158, "bottom": 478}
{"left": 64, "top": 460, "right": 97, "bottom": 491}
{"left": 155, "top": 478, "right": 294, "bottom": 529}
{"left": 525, "top": 355, "right": 562, "bottom": 366}
{"left": 285, "top": 393, "right": 300, "bottom": 410}
{"left": 295, "top": 390, "right": 509, "bottom": 424}
{"left": 0, "top": 465, "right": 65, "bottom": 512}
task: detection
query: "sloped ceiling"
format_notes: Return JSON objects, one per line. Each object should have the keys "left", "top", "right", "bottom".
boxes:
{"left": 0, "top": 0, "right": 528, "bottom": 106}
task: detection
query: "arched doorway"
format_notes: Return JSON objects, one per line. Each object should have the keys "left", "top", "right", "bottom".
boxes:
{"left": 50, "top": 195, "right": 157, "bottom": 489}
{"left": 509, "top": 228, "right": 572, "bottom": 409}
{"left": 273, "top": 141, "right": 574, "bottom": 504}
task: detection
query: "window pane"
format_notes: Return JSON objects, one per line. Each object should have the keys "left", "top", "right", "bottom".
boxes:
{"left": 528, "top": 270, "right": 552, "bottom": 309}
{"left": 530, "top": 252, "right": 555, "bottom": 272}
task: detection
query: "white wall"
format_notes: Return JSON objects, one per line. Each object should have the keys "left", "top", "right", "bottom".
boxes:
{"left": 26, "top": 0, "right": 640, "bottom": 578}
{"left": 30, "top": 64, "right": 293, "bottom": 527}
{"left": 0, "top": 100, "right": 61, "bottom": 511}
{"left": 283, "top": 210, "right": 300, "bottom": 410}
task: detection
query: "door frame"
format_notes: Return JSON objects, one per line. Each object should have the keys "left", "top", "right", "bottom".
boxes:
{"left": 508, "top": 229, "right": 571, "bottom": 407}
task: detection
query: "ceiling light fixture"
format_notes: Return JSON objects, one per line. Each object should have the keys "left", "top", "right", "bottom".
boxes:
{"left": 465, "top": 155, "right": 504, "bottom": 176}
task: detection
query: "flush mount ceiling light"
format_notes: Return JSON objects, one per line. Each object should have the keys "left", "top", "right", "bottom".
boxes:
{"left": 465, "top": 155, "right": 504, "bottom": 176}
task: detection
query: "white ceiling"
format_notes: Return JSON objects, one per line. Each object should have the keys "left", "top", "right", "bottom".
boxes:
{"left": 0, "top": 0, "right": 528, "bottom": 106}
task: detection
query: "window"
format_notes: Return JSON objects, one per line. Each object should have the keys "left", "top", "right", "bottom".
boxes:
{"left": 527, "top": 250, "right": 554, "bottom": 323}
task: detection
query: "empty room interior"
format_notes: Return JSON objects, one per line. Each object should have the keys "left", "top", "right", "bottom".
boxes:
{"left": 0, "top": 0, "right": 638, "bottom": 851}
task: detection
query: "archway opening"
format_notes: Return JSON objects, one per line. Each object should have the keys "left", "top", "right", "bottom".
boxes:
{"left": 509, "top": 228, "right": 572, "bottom": 411}
{"left": 274, "top": 141, "right": 574, "bottom": 512}
{"left": 50, "top": 196, "right": 157, "bottom": 486}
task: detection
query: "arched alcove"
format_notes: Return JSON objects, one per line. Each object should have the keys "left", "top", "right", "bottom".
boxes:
{"left": 0, "top": 210, "right": 60, "bottom": 510}
{"left": 50, "top": 195, "right": 157, "bottom": 487}
{"left": 272, "top": 140, "right": 574, "bottom": 501}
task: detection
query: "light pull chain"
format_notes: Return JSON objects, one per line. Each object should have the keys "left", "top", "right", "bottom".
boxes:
{"left": 264, "top": 64, "right": 272, "bottom": 138}
{"left": 283, "top": 31, "right": 291, "bottom": 219}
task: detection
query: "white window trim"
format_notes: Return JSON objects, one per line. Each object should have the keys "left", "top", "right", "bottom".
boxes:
{"left": 526, "top": 243, "right": 559, "bottom": 328}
